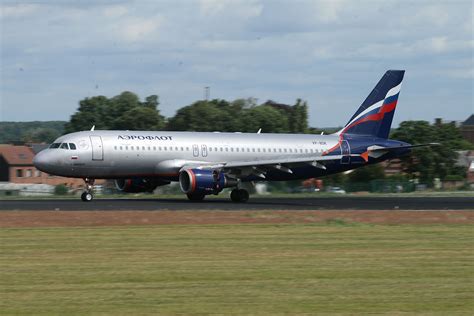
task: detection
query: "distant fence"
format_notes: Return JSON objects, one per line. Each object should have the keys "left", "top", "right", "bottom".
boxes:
{"left": 344, "top": 180, "right": 416, "bottom": 193}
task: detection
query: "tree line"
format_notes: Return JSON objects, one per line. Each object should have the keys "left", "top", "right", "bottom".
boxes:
{"left": 64, "top": 92, "right": 309, "bottom": 134}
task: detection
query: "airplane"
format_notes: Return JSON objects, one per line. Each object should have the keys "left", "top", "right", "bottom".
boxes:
{"left": 33, "top": 70, "right": 433, "bottom": 202}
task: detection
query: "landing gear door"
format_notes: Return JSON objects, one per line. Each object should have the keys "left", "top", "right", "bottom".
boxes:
{"left": 90, "top": 136, "right": 104, "bottom": 161}
{"left": 341, "top": 140, "right": 350, "bottom": 164}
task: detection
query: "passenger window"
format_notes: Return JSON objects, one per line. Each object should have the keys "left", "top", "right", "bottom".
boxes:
{"left": 120, "top": 146, "right": 123, "bottom": 150}
{"left": 114, "top": 146, "right": 117, "bottom": 150}
{"left": 69, "top": 143, "right": 77, "bottom": 150}
{"left": 143, "top": 146, "right": 146, "bottom": 150}
{"left": 60, "top": 143, "right": 69, "bottom": 150}
{"left": 153, "top": 146, "right": 156, "bottom": 151}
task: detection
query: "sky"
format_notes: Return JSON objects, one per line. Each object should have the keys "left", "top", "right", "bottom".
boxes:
{"left": 0, "top": 0, "right": 473, "bottom": 128}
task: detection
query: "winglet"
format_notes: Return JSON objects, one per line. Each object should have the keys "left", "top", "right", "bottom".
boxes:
{"left": 257, "top": 128, "right": 262, "bottom": 134}
{"left": 90, "top": 125, "right": 95, "bottom": 131}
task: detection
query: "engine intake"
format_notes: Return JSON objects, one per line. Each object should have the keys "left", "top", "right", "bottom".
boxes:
{"left": 179, "top": 169, "right": 236, "bottom": 195}
{"left": 115, "top": 178, "right": 170, "bottom": 193}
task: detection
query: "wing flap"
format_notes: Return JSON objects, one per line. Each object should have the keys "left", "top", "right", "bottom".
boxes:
{"left": 180, "top": 155, "right": 343, "bottom": 173}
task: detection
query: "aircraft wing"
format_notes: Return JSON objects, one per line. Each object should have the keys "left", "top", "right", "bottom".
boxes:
{"left": 180, "top": 155, "right": 343, "bottom": 178}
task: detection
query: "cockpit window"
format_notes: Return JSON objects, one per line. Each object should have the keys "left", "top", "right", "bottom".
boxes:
{"left": 60, "top": 143, "right": 69, "bottom": 150}
{"left": 69, "top": 143, "right": 77, "bottom": 150}
{"left": 49, "top": 143, "right": 61, "bottom": 149}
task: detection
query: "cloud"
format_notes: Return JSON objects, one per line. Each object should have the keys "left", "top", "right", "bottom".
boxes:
{"left": 103, "top": 5, "right": 128, "bottom": 18}
{"left": 119, "top": 17, "right": 162, "bottom": 42}
{"left": 199, "top": 0, "right": 263, "bottom": 18}
{"left": 0, "top": 3, "right": 39, "bottom": 18}
{"left": 1, "top": 1, "right": 472, "bottom": 126}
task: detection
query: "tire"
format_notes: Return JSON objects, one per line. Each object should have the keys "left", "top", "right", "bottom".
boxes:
{"left": 81, "top": 192, "right": 93, "bottom": 202}
{"left": 230, "top": 189, "right": 249, "bottom": 203}
{"left": 238, "top": 189, "right": 249, "bottom": 202}
{"left": 186, "top": 192, "right": 205, "bottom": 201}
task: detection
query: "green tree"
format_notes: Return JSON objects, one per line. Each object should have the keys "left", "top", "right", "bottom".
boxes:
{"left": 65, "top": 92, "right": 165, "bottom": 132}
{"left": 113, "top": 107, "right": 165, "bottom": 130}
{"left": 239, "top": 105, "right": 289, "bottom": 133}
{"left": 348, "top": 164, "right": 385, "bottom": 182}
{"left": 391, "top": 120, "right": 473, "bottom": 183}
{"left": 167, "top": 100, "right": 238, "bottom": 132}
{"left": 21, "top": 128, "right": 60, "bottom": 143}
{"left": 65, "top": 96, "right": 111, "bottom": 132}
{"left": 0, "top": 121, "right": 65, "bottom": 143}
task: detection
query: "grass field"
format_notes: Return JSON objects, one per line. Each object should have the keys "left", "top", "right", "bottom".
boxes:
{"left": 1, "top": 223, "right": 473, "bottom": 315}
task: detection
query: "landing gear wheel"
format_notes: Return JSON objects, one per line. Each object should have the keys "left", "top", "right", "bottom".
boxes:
{"left": 81, "top": 178, "right": 95, "bottom": 202}
{"left": 187, "top": 192, "right": 206, "bottom": 201}
{"left": 81, "top": 192, "right": 93, "bottom": 202}
{"left": 230, "top": 189, "right": 249, "bottom": 203}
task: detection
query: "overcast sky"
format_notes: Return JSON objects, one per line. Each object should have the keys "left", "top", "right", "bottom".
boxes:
{"left": 1, "top": 0, "right": 473, "bottom": 127}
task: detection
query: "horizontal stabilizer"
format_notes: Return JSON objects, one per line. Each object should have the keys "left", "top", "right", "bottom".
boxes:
{"left": 360, "top": 143, "right": 440, "bottom": 162}
{"left": 368, "top": 143, "right": 440, "bottom": 152}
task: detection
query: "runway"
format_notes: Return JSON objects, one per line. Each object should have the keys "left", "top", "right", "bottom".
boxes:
{"left": 1, "top": 196, "right": 473, "bottom": 211}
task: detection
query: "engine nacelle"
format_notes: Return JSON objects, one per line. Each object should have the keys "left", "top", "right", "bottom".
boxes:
{"left": 115, "top": 178, "right": 170, "bottom": 193}
{"left": 179, "top": 169, "right": 237, "bottom": 195}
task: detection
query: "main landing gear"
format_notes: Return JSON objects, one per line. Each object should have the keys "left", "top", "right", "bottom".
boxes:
{"left": 81, "top": 178, "right": 95, "bottom": 202}
{"left": 186, "top": 192, "right": 206, "bottom": 201}
{"left": 230, "top": 188, "right": 249, "bottom": 203}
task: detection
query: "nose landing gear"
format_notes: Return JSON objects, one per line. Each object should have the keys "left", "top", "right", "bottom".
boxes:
{"left": 81, "top": 178, "right": 95, "bottom": 202}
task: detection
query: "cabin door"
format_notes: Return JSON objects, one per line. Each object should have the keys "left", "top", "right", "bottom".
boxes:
{"left": 90, "top": 136, "right": 104, "bottom": 161}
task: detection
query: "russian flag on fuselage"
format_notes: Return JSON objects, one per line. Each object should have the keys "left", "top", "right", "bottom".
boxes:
{"left": 338, "top": 70, "right": 404, "bottom": 139}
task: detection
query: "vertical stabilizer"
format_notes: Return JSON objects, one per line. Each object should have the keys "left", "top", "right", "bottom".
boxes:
{"left": 337, "top": 70, "right": 404, "bottom": 139}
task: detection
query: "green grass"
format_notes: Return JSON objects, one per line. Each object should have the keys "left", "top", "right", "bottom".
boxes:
{"left": 1, "top": 224, "right": 473, "bottom": 315}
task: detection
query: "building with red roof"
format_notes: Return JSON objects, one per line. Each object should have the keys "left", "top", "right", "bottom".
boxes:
{"left": 0, "top": 145, "right": 84, "bottom": 188}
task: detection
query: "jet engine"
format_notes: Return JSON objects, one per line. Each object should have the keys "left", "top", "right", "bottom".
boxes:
{"left": 179, "top": 169, "right": 237, "bottom": 195}
{"left": 115, "top": 178, "right": 170, "bottom": 193}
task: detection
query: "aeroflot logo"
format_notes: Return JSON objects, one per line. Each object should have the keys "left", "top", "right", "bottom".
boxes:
{"left": 118, "top": 135, "right": 173, "bottom": 140}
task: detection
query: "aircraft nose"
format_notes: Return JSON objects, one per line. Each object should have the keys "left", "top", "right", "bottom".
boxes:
{"left": 33, "top": 151, "right": 51, "bottom": 172}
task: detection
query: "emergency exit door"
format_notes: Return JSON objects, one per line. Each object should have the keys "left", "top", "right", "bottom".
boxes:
{"left": 90, "top": 136, "right": 103, "bottom": 161}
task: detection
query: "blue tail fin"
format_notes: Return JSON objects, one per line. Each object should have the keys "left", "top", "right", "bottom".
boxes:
{"left": 338, "top": 70, "right": 405, "bottom": 139}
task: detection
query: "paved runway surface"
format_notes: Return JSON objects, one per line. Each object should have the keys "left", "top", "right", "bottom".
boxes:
{"left": 1, "top": 196, "right": 473, "bottom": 211}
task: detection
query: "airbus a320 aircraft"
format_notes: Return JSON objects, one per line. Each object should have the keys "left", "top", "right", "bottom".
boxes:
{"left": 34, "top": 70, "right": 432, "bottom": 202}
